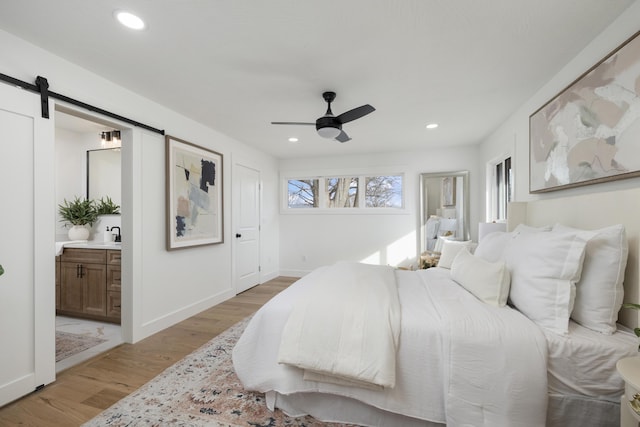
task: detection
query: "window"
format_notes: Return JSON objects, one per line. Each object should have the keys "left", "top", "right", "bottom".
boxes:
{"left": 365, "top": 175, "right": 403, "bottom": 208}
{"left": 285, "top": 173, "right": 404, "bottom": 211}
{"left": 490, "top": 157, "right": 512, "bottom": 221}
{"left": 326, "top": 177, "right": 359, "bottom": 207}
{"left": 287, "top": 179, "right": 319, "bottom": 208}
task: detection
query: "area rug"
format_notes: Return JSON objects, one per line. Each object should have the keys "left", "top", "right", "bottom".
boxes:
{"left": 56, "top": 330, "right": 108, "bottom": 362}
{"left": 84, "top": 317, "right": 353, "bottom": 427}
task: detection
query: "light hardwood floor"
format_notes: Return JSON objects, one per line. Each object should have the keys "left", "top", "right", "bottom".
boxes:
{"left": 0, "top": 276, "right": 296, "bottom": 427}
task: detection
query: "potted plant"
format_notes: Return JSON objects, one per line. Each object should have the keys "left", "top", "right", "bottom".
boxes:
{"left": 58, "top": 196, "right": 98, "bottom": 240}
{"left": 0, "top": 265, "right": 4, "bottom": 276}
{"left": 623, "top": 303, "right": 640, "bottom": 351}
{"left": 95, "top": 196, "right": 120, "bottom": 215}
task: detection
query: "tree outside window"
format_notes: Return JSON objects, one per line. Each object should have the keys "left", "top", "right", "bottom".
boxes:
{"left": 365, "top": 175, "right": 402, "bottom": 208}
{"left": 287, "top": 179, "right": 319, "bottom": 208}
{"left": 326, "top": 177, "right": 358, "bottom": 207}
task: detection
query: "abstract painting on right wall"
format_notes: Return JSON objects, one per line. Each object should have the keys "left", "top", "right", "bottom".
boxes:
{"left": 529, "top": 30, "right": 640, "bottom": 193}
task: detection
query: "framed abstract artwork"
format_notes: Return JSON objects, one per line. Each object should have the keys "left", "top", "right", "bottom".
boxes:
{"left": 529, "top": 30, "right": 640, "bottom": 193}
{"left": 166, "top": 135, "right": 223, "bottom": 250}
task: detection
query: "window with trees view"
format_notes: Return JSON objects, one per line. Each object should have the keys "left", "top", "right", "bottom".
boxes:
{"left": 286, "top": 174, "right": 403, "bottom": 210}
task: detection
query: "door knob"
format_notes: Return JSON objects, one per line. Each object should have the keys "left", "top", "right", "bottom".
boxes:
{"left": 235, "top": 233, "right": 242, "bottom": 238}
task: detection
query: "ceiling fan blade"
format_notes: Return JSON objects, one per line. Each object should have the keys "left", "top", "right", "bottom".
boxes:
{"left": 336, "top": 104, "right": 375, "bottom": 124}
{"left": 271, "top": 121, "right": 315, "bottom": 125}
{"left": 335, "top": 130, "right": 351, "bottom": 143}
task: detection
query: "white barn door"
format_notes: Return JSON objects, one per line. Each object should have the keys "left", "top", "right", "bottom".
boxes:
{"left": 234, "top": 164, "right": 261, "bottom": 293}
{"left": 0, "top": 83, "right": 56, "bottom": 406}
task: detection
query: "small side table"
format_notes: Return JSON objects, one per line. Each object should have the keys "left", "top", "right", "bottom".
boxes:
{"left": 617, "top": 356, "right": 640, "bottom": 427}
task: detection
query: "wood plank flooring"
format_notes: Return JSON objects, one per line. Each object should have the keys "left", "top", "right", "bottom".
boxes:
{"left": 0, "top": 276, "right": 296, "bottom": 427}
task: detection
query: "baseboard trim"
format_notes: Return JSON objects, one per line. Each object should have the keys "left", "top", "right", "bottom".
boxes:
{"left": 133, "top": 288, "right": 235, "bottom": 343}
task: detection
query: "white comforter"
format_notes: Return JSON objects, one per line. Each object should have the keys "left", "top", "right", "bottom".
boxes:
{"left": 232, "top": 265, "right": 549, "bottom": 426}
{"left": 278, "top": 262, "right": 401, "bottom": 389}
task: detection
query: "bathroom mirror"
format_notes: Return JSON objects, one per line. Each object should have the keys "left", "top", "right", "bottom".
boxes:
{"left": 87, "top": 148, "right": 121, "bottom": 205}
{"left": 419, "top": 171, "right": 469, "bottom": 254}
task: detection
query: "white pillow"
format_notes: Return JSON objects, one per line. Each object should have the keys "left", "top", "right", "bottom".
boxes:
{"left": 433, "top": 235, "right": 451, "bottom": 253}
{"left": 553, "top": 223, "right": 628, "bottom": 334}
{"left": 451, "top": 247, "right": 511, "bottom": 307}
{"left": 437, "top": 240, "right": 476, "bottom": 269}
{"left": 504, "top": 230, "right": 588, "bottom": 335}
{"left": 513, "top": 224, "right": 552, "bottom": 233}
{"left": 474, "top": 231, "right": 511, "bottom": 263}
{"left": 474, "top": 226, "right": 552, "bottom": 263}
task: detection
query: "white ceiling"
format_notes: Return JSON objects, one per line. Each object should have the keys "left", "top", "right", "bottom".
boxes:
{"left": 55, "top": 110, "right": 110, "bottom": 134}
{"left": 0, "top": 0, "right": 634, "bottom": 159}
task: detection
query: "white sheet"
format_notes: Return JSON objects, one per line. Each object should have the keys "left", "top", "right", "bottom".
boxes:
{"left": 545, "top": 320, "right": 637, "bottom": 397}
{"left": 233, "top": 266, "right": 549, "bottom": 426}
{"left": 278, "top": 262, "right": 401, "bottom": 388}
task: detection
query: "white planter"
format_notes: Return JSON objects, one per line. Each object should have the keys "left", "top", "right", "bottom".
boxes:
{"left": 68, "top": 225, "right": 90, "bottom": 241}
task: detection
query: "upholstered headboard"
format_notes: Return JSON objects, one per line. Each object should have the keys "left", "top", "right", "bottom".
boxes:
{"left": 507, "top": 188, "right": 640, "bottom": 330}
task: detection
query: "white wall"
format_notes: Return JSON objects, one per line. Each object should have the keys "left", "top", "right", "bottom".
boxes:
{"left": 0, "top": 28, "right": 279, "bottom": 343}
{"left": 279, "top": 145, "right": 481, "bottom": 275}
{"left": 479, "top": 2, "right": 640, "bottom": 208}
{"left": 54, "top": 127, "right": 86, "bottom": 239}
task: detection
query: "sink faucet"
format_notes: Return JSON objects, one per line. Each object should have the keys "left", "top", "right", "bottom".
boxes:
{"left": 111, "top": 226, "right": 121, "bottom": 242}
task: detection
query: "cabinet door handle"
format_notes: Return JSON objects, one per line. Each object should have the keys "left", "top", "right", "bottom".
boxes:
{"left": 79, "top": 264, "right": 84, "bottom": 278}
{"left": 114, "top": 304, "right": 121, "bottom": 309}
{"left": 76, "top": 264, "right": 81, "bottom": 278}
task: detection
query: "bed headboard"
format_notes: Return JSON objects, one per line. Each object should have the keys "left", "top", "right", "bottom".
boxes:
{"left": 507, "top": 188, "right": 640, "bottom": 330}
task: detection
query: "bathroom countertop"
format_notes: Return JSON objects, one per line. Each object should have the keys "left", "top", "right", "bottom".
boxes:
{"left": 56, "top": 241, "right": 121, "bottom": 255}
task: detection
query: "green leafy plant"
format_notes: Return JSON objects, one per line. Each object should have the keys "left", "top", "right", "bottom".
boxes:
{"left": 623, "top": 303, "right": 640, "bottom": 339}
{"left": 58, "top": 196, "right": 98, "bottom": 227}
{"left": 0, "top": 264, "right": 4, "bottom": 276}
{"left": 95, "top": 196, "right": 121, "bottom": 215}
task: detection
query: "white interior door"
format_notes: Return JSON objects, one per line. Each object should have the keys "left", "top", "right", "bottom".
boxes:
{"left": 234, "top": 164, "right": 260, "bottom": 293}
{"left": 0, "top": 83, "right": 56, "bottom": 406}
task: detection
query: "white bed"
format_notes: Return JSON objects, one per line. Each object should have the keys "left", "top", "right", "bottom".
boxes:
{"left": 232, "top": 188, "right": 640, "bottom": 426}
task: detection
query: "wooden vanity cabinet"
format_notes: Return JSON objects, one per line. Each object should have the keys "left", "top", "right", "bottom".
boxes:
{"left": 106, "top": 250, "right": 121, "bottom": 320}
{"left": 55, "top": 255, "right": 60, "bottom": 310}
{"left": 57, "top": 248, "right": 121, "bottom": 324}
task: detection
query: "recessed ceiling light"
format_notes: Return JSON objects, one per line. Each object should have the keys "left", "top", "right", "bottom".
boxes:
{"left": 288, "top": 137, "right": 299, "bottom": 143}
{"left": 114, "top": 10, "right": 145, "bottom": 30}
{"left": 426, "top": 123, "right": 439, "bottom": 129}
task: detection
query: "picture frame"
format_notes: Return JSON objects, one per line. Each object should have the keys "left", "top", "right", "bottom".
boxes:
{"left": 529, "top": 30, "right": 640, "bottom": 193}
{"left": 441, "top": 176, "right": 456, "bottom": 207}
{"left": 166, "top": 135, "right": 223, "bottom": 250}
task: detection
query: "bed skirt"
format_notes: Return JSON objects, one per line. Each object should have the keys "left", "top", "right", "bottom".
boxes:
{"left": 267, "top": 391, "right": 440, "bottom": 427}
{"left": 546, "top": 393, "right": 619, "bottom": 427}
{"left": 267, "top": 391, "right": 619, "bottom": 427}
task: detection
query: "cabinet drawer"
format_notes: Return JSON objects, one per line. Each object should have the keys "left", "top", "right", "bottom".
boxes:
{"left": 107, "top": 265, "right": 121, "bottom": 291}
{"left": 61, "top": 248, "right": 106, "bottom": 264}
{"left": 107, "top": 291, "right": 121, "bottom": 320}
{"left": 107, "top": 250, "right": 121, "bottom": 265}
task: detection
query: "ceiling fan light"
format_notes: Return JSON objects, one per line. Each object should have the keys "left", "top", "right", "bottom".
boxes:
{"left": 317, "top": 126, "right": 341, "bottom": 139}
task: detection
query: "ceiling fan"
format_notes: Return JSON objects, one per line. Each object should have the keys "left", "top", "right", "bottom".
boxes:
{"left": 271, "top": 91, "right": 375, "bottom": 143}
